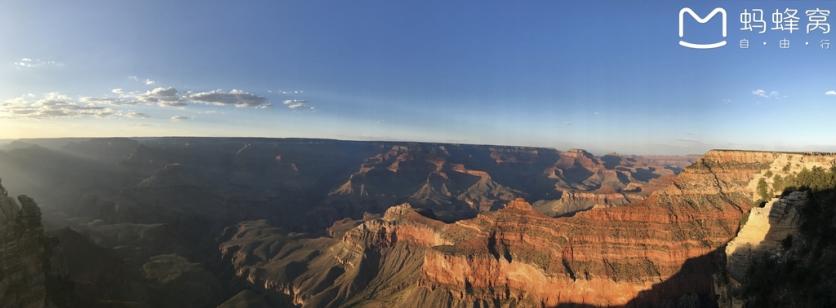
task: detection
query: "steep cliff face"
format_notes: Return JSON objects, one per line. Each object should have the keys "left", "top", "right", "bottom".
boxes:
{"left": 716, "top": 152, "right": 836, "bottom": 307}
{"left": 718, "top": 192, "right": 806, "bottom": 308}
{"left": 0, "top": 180, "right": 48, "bottom": 308}
{"left": 221, "top": 150, "right": 797, "bottom": 307}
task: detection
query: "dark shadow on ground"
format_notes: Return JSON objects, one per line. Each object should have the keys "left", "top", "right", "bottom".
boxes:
{"left": 626, "top": 249, "right": 722, "bottom": 307}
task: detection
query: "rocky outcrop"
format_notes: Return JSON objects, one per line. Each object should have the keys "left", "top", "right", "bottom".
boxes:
{"left": 718, "top": 191, "right": 806, "bottom": 308}
{"left": 714, "top": 153, "right": 836, "bottom": 307}
{"left": 532, "top": 191, "right": 637, "bottom": 217}
{"left": 0, "top": 179, "right": 48, "bottom": 308}
{"left": 220, "top": 149, "right": 795, "bottom": 307}
{"left": 725, "top": 192, "right": 805, "bottom": 281}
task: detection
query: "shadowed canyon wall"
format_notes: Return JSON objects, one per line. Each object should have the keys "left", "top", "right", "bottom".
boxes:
{"left": 0, "top": 180, "right": 48, "bottom": 308}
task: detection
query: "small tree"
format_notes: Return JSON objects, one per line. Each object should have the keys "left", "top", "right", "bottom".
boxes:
{"left": 772, "top": 174, "right": 784, "bottom": 194}
{"left": 757, "top": 178, "right": 770, "bottom": 200}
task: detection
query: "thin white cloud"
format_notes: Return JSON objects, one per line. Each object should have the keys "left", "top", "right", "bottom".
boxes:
{"left": 128, "top": 76, "right": 157, "bottom": 86}
{"left": 752, "top": 89, "right": 782, "bottom": 99}
{"left": 187, "top": 89, "right": 269, "bottom": 107}
{"left": 0, "top": 93, "right": 143, "bottom": 119}
{"left": 170, "top": 115, "right": 190, "bottom": 121}
{"left": 82, "top": 87, "right": 183, "bottom": 106}
{"left": 7, "top": 84, "right": 272, "bottom": 120}
{"left": 826, "top": 90, "right": 836, "bottom": 96}
{"left": 79, "top": 96, "right": 132, "bottom": 105}
{"left": 125, "top": 111, "right": 150, "bottom": 119}
{"left": 282, "top": 99, "right": 314, "bottom": 110}
{"left": 270, "top": 89, "right": 304, "bottom": 95}
{"left": 12, "top": 58, "right": 64, "bottom": 69}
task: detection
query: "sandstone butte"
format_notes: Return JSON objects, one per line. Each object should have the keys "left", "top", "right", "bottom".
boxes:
{"left": 219, "top": 150, "right": 836, "bottom": 307}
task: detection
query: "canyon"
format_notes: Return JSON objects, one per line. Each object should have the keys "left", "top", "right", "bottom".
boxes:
{"left": 219, "top": 150, "right": 836, "bottom": 307}
{"left": 0, "top": 138, "right": 833, "bottom": 307}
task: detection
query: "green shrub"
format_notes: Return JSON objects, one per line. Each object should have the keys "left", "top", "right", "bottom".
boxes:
{"left": 757, "top": 178, "right": 770, "bottom": 200}
{"left": 773, "top": 174, "right": 785, "bottom": 193}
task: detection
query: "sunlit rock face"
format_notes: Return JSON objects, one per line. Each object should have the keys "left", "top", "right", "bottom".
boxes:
{"left": 221, "top": 150, "right": 828, "bottom": 307}
{"left": 718, "top": 191, "right": 806, "bottom": 308}
{"left": 0, "top": 180, "right": 48, "bottom": 308}
{"left": 711, "top": 151, "right": 836, "bottom": 307}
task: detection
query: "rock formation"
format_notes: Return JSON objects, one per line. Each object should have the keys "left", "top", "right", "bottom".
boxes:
{"left": 220, "top": 150, "right": 808, "bottom": 307}
{"left": 327, "top": 144, "right": 684, "bottom": 222}
{"left": 718, "top": 191, "right": 806, "bottom": 308}
{"left": 0, "top": 179, "right": 48, "bottom": 308}
{"left": 715, "top": 152, "right": 836, "bottom": 307}
{"left": 7, "top": 138, "right": 831, "bottom": 307}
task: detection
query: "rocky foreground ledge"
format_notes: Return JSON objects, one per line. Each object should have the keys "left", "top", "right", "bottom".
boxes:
{"left": 219, "top": 150, "right": 836, "bottom": 307}
{"left": 0, "top": 180, "right": 48, "bottom": 308}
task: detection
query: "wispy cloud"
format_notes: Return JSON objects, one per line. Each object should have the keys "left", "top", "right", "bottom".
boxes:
{"left": 187, "top": 89, "right": 269, "bottom": 108}
{"left": 5, "top": 83, "right": 274, "bottom": 120}
{"left": 128, "top": 76, "right": 156, "bottom": 86}
{"left": 0, "top": 93, "right": 142, "bottom": 119}
{"left": 12, "top": 58, "right": 64, "bottom": 69}
{"left": 268, "top": 89, "right": 304, "bottom": 95}
{"left": 83, "top": 87, "right": 184, "bottom": 107}
{"left": 125, "top": 112, "right": 150, "bottom": 119}
{"left": 826, "top": 90, "right": 836, "bottom": 96}
{"left": 88, "top": 87, "right": 270, "bottom": 108}
{"left": 282, "top": 99, "right": 314, "bottom": 110}
{"left": 752, "top": 89, "right": 783, "bottom": 99}
{"left": 170, "top": 115, "right": 190, "bottom": 121}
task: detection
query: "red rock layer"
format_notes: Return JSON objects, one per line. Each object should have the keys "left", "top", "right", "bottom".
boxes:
{"left": 221, "top": 150, "right": 790, "bottom": 307}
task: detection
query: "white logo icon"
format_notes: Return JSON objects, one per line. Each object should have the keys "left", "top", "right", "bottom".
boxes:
{"left": 679, "top": 7, "right": 728, "bottom": 49}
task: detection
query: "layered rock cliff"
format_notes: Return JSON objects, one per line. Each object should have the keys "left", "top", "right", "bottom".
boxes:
{"left": 718, "top": 191, "right": 806, "bottom": 308}
{"left": 220, "top": 150, "right": 803, "bottom": 307}
{"left": 716, "top": 152, "right": 836, "bottom": 307}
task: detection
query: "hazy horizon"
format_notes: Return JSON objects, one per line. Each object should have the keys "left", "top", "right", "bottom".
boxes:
{"left": 5, "top": 135, "right": 836, "bottom": 157}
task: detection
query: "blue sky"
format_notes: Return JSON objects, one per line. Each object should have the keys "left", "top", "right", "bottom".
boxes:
{"left": 1, "top": 0, "right": 836, "bottom": 154}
